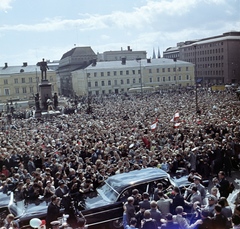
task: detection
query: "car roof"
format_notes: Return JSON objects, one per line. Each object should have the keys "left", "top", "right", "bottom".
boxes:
{"left": 105, "top": 168, "right": 169, "bottom": 193}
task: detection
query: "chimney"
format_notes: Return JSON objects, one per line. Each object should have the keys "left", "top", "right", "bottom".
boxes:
{"left": 23, "top": 62, "right": 27, "bottom": 67}
{"left": 92, "top": 59, "right": 97, "bottom": 66}
{"left": 4, "top": 63, "right": 8, "bottom": 68}
{"left": 121, "top": 57, "right": 126, "bottom": 65}
{"left": 147, "top": 58, "right": 151, "bottom": 63}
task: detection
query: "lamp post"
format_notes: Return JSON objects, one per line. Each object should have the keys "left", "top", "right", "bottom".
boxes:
{"left": 86, "top": 69, "right": 91, "bottom": 114}
{"left": 173, "top": 58, "right": 177, "bottom": 90}
{"left": 136, "top": 58, "right": 143, "bottom": 98}
{"left": 193, "top": 45, "right": 198, "bottom": 114}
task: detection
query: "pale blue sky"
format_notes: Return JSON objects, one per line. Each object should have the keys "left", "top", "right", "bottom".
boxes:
{"left": 0, "top": 0, "right": 239, "bottom": 66}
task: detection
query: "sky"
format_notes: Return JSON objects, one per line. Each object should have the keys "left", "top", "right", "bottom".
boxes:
{"left": 0, "top": 0, "right": 240, "bottom": 66}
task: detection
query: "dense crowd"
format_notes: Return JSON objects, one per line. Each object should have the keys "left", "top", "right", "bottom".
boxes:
{"left": 0, "top": 89, "right": 240, "bottom": 229}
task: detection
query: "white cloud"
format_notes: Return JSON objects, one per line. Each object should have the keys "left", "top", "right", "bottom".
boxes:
{"left": 0, "top": 0, "right": 13, "bottom": 11}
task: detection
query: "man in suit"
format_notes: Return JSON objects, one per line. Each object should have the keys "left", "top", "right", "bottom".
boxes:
{"left": 171, "top": 187, "right": 185, "bottom": 214}
{"left": 46, "top": 195, "right": 61, "bottom": 229}
{"left": 217, "top": 171, "right": 230, "bottom": 198}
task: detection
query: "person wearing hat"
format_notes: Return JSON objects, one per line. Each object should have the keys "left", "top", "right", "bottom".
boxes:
{"left": 184, "top": 175, "right": 206, "bottom": 204}
{"left": 46, "top": 195, "right": 61, "bottom": 229}
{"left": 203, "top": 195, "right": 217, "bottom": 217}
{"left": 50, "top": 220, "right": 60, "bottom": 229}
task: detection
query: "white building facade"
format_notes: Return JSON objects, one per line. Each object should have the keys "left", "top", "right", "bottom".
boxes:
{"left": 71, "top": 58, "right": 195, "bottom": 96}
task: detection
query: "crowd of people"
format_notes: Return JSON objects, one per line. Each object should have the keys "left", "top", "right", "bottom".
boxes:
{"left": 0, "top": 88, "right": 240, "bottom": 229}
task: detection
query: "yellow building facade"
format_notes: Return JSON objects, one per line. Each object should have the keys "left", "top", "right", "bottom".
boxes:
{"left": 0, "top": 63, "right": 57, "bottom": 104}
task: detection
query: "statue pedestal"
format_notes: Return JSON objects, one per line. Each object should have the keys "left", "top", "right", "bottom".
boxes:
{"left": 35, "top": 110, "right": 42, "bottom": 118}
{"left": 39, "top": 80, "right": 52, "bottom": 111}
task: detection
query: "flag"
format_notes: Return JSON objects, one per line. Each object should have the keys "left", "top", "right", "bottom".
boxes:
{"left": 174, "top": 123, "right": 181, "bottom": 128}
{"left": 150, "top": 122, "right": 157, "bottom": 130}
{"left": 174, "top": 112, "right": 180, "bottom": 121}
{"left": 170, "top": 112, "right": 180, "bottom": 122}
{"left": 150, "top": 118, "right": 158, "bottom": 131}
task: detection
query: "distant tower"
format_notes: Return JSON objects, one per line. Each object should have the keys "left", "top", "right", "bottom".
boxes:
{"left": 157, "top": 47, "right": 161, "bottom": 58}
{"left": 152, "top": 48, "right": 156, "bottom": 59}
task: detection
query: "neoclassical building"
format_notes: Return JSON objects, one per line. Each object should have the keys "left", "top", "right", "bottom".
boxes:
{"left": 71, "top": 58, "right": 194, "bottom": 96}
{"left": 0, "top": 62, "right": 57, "bottom": 104}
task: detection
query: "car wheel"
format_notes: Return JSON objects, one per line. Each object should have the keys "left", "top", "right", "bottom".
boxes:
{"left": 110, "top": 218, "right": 123, "bottom": 229}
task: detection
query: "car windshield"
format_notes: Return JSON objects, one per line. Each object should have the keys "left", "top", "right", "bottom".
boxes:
{"left": 8, "top": 193, "right": 25, "bottom": 217}
{"left": 97, "top": 180, "right": 120, "bottom": 202}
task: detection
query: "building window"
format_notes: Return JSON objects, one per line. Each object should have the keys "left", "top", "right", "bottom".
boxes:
{"left": 94, "top": 72, "right": 97, "bottom": 77}
{"left": 108, "top": 80, "right": 111, "bottom": 85}
{"left": 121, "top": 79, "right": 124, "bottom": 84}
{"left": 139, "top": 78, "right": 142, "bottom": 83}
{"left": 87, "top": 73, "right": 90, "bottom": 77}
{"left": 186, "top": 75, "right": 189, "bottom": 80}
{"left": 133, "top": 78, "right": 136, "bottom": 83}
{"left": 107, "top": 72, "right": 110, "bottom": 76}
{"left": 149, "top": 78, "right": 152, "bottom": 82}
{"left": 178, "top": 67, "right": 181, "bottom": 71}
{"left": 114, "top": 71, "right": 117, "bottom": 76}
{"left": 126, "top": 70, "right": 129, "bottom": 75}
{"left": 15, "top": 88, "right": 19, "bottom": 94}
{"left": 174, "top": 76, "right": 176, "bottom": 81}
{"left": 114, "top": 80, "right": 117, "bottom": 85}
{"left": 168, "top": 76, "right": 171, "bottom": 81}
{"left": 178, "top": 75, "right": 182, "bottom": 80}
{"left": 22, "top": 78, "right": 25, "bottom": 83}
{"left": 127, "top": 79, "right": 130, "bottom": 84}
{"left": 157, "top": 77, "right": 160, "bottom": 82}
{"left": 88, "top": 82, "right": 91, "bottom": 87}
{"left": 138, "top": 69, "right": 141, "bottom": 74}
{"left": 101, "top": 72, "right": 104, "bottom": 77}
{"left": 95, "top": 81, "right": 98, "bottom": 87}
{"left": 157, "top": 68, "right": 159, "bottom": 73}
{"left": 149, "top": 69, "right": 152, "bottom": 73}
{"left": 168, "top": 68, "right": 170, "bottom": 72}
{"left": 4, "top": 79, "right": 8, "bottom": 84}
{"left": 14, "top": 78, "right": 18, "bottom": 84}
{"left": 162, "top": 68, "right": 165, "bottom": 73}
{"left": 132, "top": 70, "right": 135, "bottom": 74}
{"left": 109, "top": 90, "right": 112, "bottom": 94}
{"left": 120, "top": 71, "right": 123, "bottom": 75}
{"left": 4, "top": 88, "right": 10, "bottom": 95}
{"left": 102, "top": 90, "right": 105, "bottom": 94}
{"left": 29, "top": 77, "right": 33, "bottom": 83}
{"left": 29, "top": 87, "right": 34, "bottom": 93}
{"left": 101, "top": 81, "right": 105, "bottom": 86}
{"left": 22, "top": 87, "right": 27, "bottom": 94}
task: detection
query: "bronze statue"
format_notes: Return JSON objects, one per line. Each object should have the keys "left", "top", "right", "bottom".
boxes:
{"left": 37, "top": 58, "right": 49, "bottom": 80}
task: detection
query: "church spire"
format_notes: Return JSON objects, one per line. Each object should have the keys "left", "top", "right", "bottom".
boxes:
{"left": 157, "top": 47, "right": 161, "bottom": 58}
{"left": 152, "top": 47, "right": 156, "bottom": 59}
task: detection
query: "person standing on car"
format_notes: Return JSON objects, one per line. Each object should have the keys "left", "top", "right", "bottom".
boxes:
{"left": 46, "top": 195, "right": 61, "bottom": 229}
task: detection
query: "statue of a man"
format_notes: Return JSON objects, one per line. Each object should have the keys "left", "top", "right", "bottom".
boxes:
{"left": 37, "top": 58, "right": 49, "bottom": 80}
